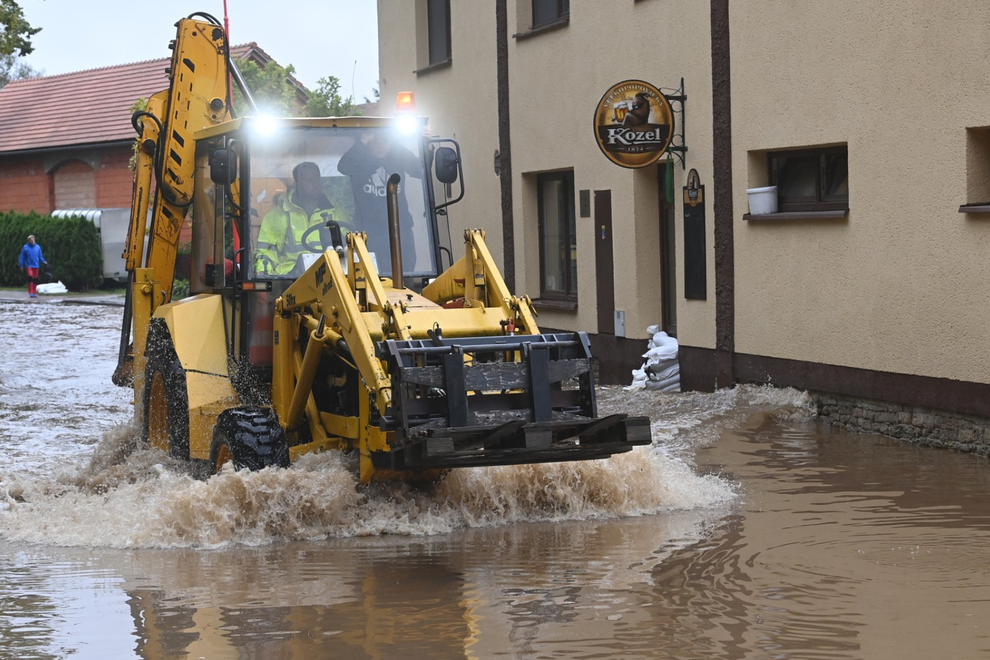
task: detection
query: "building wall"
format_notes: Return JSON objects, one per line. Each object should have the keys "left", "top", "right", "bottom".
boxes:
{"left": 54, "top": 160, "right": 97, "bottom": 209}
{"left": 95, "top": 149, "right": 136, "bottom": 208}
{"left": 0, "top": 156, "right": 52, "bottom": 213}
{"left": 378, "top": 0, "right": 502, "bottom": 269}
{"left": 0, "top": 147, "right": 133, "bottom": 214}
{"left": 379, "top": 0, "right": 716, "bottom": 350}
{"left": 378, "top": 1, "right": 990, "bottom": 403}
{"left": 506, "top": 1, "right": 715, "bottom": 345}
{"left": 730, "top": 0, "right": 990, "bottom": 385}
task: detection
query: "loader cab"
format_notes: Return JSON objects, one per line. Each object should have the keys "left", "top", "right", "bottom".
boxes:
{"left": 189, "top": 118, "right": 456, "bottom": 383}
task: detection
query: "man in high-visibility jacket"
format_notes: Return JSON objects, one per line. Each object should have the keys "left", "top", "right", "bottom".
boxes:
{"left": 254, "top": 161, "right": 351, "bottom": 276}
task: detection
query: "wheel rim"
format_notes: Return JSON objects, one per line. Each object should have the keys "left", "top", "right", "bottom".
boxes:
{"left": 148, "top": 372, "right": 170, "bottom": 453}
{"left": 214, "top": 441, "right": 234, "bottom": 473}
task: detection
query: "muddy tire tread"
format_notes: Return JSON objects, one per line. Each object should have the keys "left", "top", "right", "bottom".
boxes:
{"left": 143, "top": 319, "right": 190, "bottom": 460}
{"left": 210, "top": 407, "right": 290, "bottom": 472}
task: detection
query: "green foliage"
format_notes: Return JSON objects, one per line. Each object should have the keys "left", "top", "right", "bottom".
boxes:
{"left": 303, "top": 76, "right": 361, "bottom": 118}
{"left": 0, "top": 0, "right": 39, "bottom": 90}
{"left": 0, "top": 212, "right": 103, "bottom": 291}
{"left": 233, "top": 57, "right": 299, "bottom": 117}
{"left": 0, "top": 0, "right": 39, "bottom": 58}
{"left": 171, "top": 278, "right": 190, "bottom": 299}
{"left": 364, "top": 82, "right": 380, "bottom": 105}
{"left": 0, "top": 52, "right": 40, "bottom": 89}
{"left": 128, "top": 97, "right": 149, "bottom": 170}
{"left": 232, "top": 58, "right": 361, "bottom": 118}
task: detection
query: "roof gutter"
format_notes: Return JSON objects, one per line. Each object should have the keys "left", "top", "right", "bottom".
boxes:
{"left": 0, "top": 139, "right": 134, "bottom": 159}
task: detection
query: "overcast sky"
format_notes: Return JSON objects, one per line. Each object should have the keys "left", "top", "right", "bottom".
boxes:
{"left": 18, "top": 0, "right": 381, "bottom": 102}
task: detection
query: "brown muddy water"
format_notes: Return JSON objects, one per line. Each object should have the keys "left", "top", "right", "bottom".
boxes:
{"left": 1, "top": 301, "right": 989, "bottom": 659}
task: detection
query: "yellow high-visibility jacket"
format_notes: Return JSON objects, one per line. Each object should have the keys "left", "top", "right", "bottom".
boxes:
{"left": 254, "top": 191, "right": 352, "bottom": 275}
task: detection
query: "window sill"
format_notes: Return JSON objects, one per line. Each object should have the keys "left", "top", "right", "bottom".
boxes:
{"left": 958, "top": 203, "right": 990, "bottom": 213}
{"left": 743, "top": 209, "right": 848, "bottom": 222}
{"left": 413, "top": 59, "right": 452, "bottom": 75}
{"left": 513, "top": 17, "right": 569, "bottom": 41}
{"left": 533, "top": 298, "right": 577, "bottom": 311}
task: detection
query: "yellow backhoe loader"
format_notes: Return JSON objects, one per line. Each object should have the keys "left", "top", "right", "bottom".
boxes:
{"left": 112, "top": 12, "right": 651, "bottom": 482}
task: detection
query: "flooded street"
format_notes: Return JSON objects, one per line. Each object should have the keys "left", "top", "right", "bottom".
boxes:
{"left": 1, "top": 300, "right": 989, "bottom": 659}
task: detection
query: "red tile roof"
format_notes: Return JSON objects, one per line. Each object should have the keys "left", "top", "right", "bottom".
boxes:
{"left": 0, "top": 44, "right": 288, "bottom": 154}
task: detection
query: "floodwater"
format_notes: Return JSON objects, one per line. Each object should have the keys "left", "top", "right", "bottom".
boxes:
{"left": 1, "top": 301, "right": 989, "bottom": 659}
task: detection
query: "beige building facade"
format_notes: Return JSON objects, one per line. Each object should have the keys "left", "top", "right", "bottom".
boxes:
{"left": 377, "top": 0, "right": 990, "bottom": 432}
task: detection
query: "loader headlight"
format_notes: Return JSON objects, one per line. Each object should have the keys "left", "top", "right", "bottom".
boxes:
{"left": 250, "top": 114, "right": 279, "bottom": 137}
{"left": 394, "top": 91, "right": 420, "bottom": 135}
{"left": 396, "top": 114, "right": 418, "bottom": 135}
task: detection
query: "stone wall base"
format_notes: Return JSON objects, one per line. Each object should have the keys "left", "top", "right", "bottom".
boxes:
{"left": 814, "top": 392, "right": 990, "bottom": 457}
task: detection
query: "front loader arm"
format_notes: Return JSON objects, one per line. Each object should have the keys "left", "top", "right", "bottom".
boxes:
{"left": 423, "top": 229, "right": 540, "bottom": 334}
{"left": 278, "top": 239, "right": 394, "bottom": 419}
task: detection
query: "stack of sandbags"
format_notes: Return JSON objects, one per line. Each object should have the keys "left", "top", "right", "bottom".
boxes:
{"left": 624, "top": 325, "right": 680, "bottom": 392}
{"left": 37, "top": 281, "right": 68, "bottom": 295}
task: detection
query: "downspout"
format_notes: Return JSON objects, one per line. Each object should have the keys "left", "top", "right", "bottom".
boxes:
{"left": 496, "top": 0, "right": 515, "bottom": 291}
{"left": 711, "top": 0, "right": 735, "bottom": 388}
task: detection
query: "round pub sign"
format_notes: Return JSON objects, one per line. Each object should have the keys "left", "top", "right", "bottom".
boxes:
{"left": 594, "top": 80, "right": 675, "bottom": 169}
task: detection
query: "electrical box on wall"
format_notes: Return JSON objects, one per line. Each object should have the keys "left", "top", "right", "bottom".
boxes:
{"left": 614, "top": 310, "right": 626, "bottom": 338}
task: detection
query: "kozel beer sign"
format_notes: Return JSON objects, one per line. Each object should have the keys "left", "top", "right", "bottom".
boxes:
{"left": 594, "top": 80, "right": 675, "bottom": 169}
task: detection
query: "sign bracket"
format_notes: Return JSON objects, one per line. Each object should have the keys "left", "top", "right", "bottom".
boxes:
{"left": 662, "top": 78, "right": 688, "bottom": 169}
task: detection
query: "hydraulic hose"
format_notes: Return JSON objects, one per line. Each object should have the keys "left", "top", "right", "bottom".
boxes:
{"left": 386, "top": 173, "right": 403, "bottom": 282}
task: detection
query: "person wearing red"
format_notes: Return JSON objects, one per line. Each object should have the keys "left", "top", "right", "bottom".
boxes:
{"left": 18, "top": 235, "right": 47, "bottom": 298}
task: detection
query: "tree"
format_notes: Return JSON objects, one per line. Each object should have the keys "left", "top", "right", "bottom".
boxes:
{"left": 364, "top": 82, "right": 380, "bottom": 105}
{"left": 232, "top": 57, "right": 300, "bottom": 116}
{"left": 303, "top": 76, "right": 361, "bottom": 118}
{"left": 231, "top": 56, "right": 360, "bottom": 118}
{"left": 0, "top": 0, "right": 40, "bottom": 58}
{"left": 0, "top": 0, "right": 40, "bottom": 89}
{"left": 0, "top": 52, "right": 40, "bottom": 89}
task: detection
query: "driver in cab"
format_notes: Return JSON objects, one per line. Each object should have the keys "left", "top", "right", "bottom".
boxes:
{"left": 254, "top": 161, "right": 351, "bottom": 275}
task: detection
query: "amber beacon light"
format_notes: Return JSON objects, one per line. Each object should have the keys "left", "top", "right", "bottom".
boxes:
{"left": 396, "top": 91, "right": 416, "bottom": 114}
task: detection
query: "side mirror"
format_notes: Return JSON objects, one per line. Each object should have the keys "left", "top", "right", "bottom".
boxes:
{"left": 434, "top": 146, "right": 459, "bottom": 185}
{"left": 209, "top": 148, "right": 237, "bottom": 185}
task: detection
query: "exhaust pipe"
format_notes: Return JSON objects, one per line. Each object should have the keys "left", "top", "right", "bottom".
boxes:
{"left": 386, "top": 172, "right": 403, "bottom": 282}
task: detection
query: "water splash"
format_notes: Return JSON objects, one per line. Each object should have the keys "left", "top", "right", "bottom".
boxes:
{"left": 0, "top": 384, "right": 811, "bottom": 549}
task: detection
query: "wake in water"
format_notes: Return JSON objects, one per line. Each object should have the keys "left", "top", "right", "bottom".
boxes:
{"left": 0, "top": 385, "right": 812, "bottom": 548}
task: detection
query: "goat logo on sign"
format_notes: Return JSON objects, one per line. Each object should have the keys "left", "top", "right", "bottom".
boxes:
{"left": 594, "top": 80, "right": 674, "bottom": 169}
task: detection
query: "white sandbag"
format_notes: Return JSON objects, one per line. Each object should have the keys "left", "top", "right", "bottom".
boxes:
{"left": 646, "top": 356, "right": 678, "bottom": 372}
{"left": 647, "top": 361, "right": 679, "bottom": 381}
{"left": 646, "top": 324, "right": 660, "bottom": 336}
{"left": 643, "top": 344, "right": 677, "bottom": 362}
{"left": 653, "top": 374, "right": 681, "bottom": 389}
{"left": 624, "top": 367, "right": 648, "bottom": 391}
{"left": 645, "top": 332, "right": 678, "bottom": 360}
{"left": 644, "top": 373, "right": 680, "bottom": 390}
{"left": 652, "top": 331, "right": 678, "bottom": 348}
{"left": 660, "top": 381, "right": 680, "bottom": 393}
{"left": 37, "top": 281, "right": 68, "bottom": 295}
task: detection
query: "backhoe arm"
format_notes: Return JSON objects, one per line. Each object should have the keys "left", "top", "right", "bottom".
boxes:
{"left": 114, "top": 16, "right": 233, "bottom": 389}
{"left": 143, "top": 17, "right": 232, "bottom": 303}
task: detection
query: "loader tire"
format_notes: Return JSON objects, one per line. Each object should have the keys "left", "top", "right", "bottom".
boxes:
{"left": 144, "top": 320, "right": 190, "bottom": 460}
{"left": 210, "top": 407, "right": 291, "bottom": 474}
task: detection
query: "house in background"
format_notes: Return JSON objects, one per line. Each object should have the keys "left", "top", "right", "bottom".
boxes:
{"left": 0, "top": 43, "right": 302, "bottom": 215}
